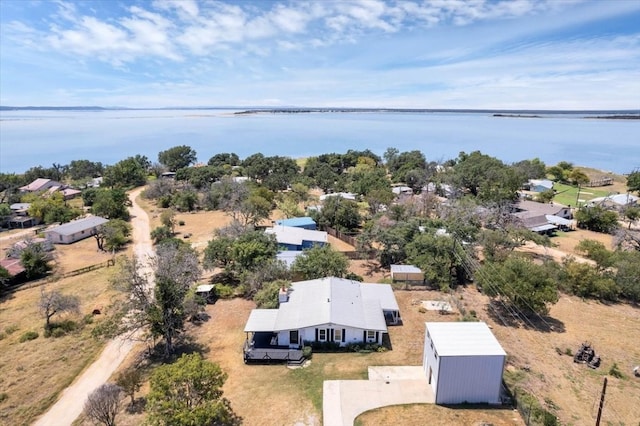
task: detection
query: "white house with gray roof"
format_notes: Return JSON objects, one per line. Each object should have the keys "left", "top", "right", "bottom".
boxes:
{"left": 44, "top": 216, "right": 109, "bottom": 244}
{"left": 244, "top": 277, "right": 400, "bottom": 361}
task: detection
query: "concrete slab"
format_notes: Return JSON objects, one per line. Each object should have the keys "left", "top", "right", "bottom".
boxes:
{"left": 323, "top": 366, "right": 435, "bottom": 426}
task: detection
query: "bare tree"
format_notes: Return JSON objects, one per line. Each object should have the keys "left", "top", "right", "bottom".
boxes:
{"left": 38, "top": 288, "right": 80, "bottom": 331}
{"left": 84, "top": 383, "right": 122, "bottom": 426}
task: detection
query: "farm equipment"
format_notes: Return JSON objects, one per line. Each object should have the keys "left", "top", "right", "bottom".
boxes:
{"left": 573, "top": 342, "right": 601, "bottom": 369}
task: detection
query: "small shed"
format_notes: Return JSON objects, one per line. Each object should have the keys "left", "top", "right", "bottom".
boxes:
{"left": 423, "top": 322, "right": 506, "bottom": 405}
{"left": 274, "top": 217, "right": 317, "bottom": 230}
{"left": 195, "top": 284, "right": 216, "bottom": 303}
{"left": 44, "top": 216, "right": 109, "bottom": 244}
{"left": 390, "top": 264, "right": 424, "bottom": 284}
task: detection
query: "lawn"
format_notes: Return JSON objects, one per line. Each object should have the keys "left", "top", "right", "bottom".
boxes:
{"left": 552, "top": 183, "right": 612, "bottom": 207}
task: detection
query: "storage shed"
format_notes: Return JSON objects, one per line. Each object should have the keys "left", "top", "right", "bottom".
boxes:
{"left": 423, "top": 322, "right": 506, "bottom": 405}
{"left": 390, "top": 264, "right": 424, "bottom": 284}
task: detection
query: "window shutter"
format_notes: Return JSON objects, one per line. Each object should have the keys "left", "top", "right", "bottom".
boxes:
{"left": 363, "top": 330, "right": 366, "bottom": 342}
{"left": 315, "top": 328, "right": 318, "bottom": 342}
{"left": 330, "top": 329, "right": 334, "bottom": 342}
{"left": 342, "top": 329, "right": 346, "bottom": 343}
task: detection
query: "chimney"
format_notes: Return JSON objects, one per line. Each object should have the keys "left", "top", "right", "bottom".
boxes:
{"left": 278, "top": 285, "right": 289, "bottom": 304}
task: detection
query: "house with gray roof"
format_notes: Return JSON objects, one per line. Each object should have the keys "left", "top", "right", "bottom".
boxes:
{"left": 243, "top": 277, "right": 400, "bottom": 362}
{"left": 44, "top": 216, "right": 109, "bottom": 244}
{"left": 588, "top": 193, "right": 639, "bottom": 209}
{"left": 265, "top": 225, "right": 327, "bottom": 250}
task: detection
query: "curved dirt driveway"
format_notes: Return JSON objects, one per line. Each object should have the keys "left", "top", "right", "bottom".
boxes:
{"left": 33, "top": 187, "right": 153, "bottom": 426}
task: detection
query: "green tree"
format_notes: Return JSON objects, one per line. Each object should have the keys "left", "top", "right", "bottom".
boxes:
{"left": 20, "top": 242, "right": 52, "bottom": 279}
{"left": 160, "top": 209, "right": 176, "bottom": 233}
{"left": 91, "top": 188, "right": 130, "bottom": 220}
{"left": 151, "top": 225, "right": 173, "bottom": 245}
{"left": 575, "top": 205, "right": 619, "bottom": 234}
{"left": 614, "top": 250, "right": 640, "bottom": 302}
{"left": 203, "top": 235, "right": 235, "bottom": 270}
{"left": 291, "top": 245, "right": 349, "bottom": 280}
{"left": 147, "top": 353, "right": 240, "bottom": 426}
{"left": 312, "top": 195, "right": 361, "bottom": 232}
{"left": 477, "top": 257, "right": 559, "bottom": 315}
{"left": 405, "top": 231, "right": 465, "bottom": 289}
{"left": 68, "top": 159, "right": 104, "bottom": 181}
{"left": 26, "top": 192, "right": 81, "bottom": 224}
{"left": 231, "top": 231, "right": 278, "bottom": 271}
{"left": 574, "top": 239, "right": 614, "bottom": 271}
{"left": 94, "top": 219, "right": 131, "bottom": 252}
{"left": 158, "top": 145, "right": 197, "bottom": 171}
{"left": 568, "top": 169, "right": 590, "bottom": 186}
{"left": 386, "top": 150, "right": 427, "bottom": 183}
{"left": 622, "top": 206, "right": 640, "bottom": 229}
{"left": 512, "top": 158, "right": 547, "bottom": 180}
{"left": 449, "top": 151, "right": 521, "bottom": 203}
{"left": 253, "top": 280, "right": 289, "bottom": 308}
{"left": 559, "top": 259, "right": 618, "bottom": 301}
{"left": 627, "top": 170, "right": 640, "bottom": 194}
{"left": 208, "top": 152, "right": 240, "bottom": 168}
{"left": 103, "top": 156, "right": 148, "bottom": 188}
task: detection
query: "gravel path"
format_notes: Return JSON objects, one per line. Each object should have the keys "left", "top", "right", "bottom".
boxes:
{"left": 33, "top": 187, "right": 153, "bottom": 426}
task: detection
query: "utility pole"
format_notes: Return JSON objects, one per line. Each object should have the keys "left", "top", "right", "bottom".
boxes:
{"left": 595, "top": 377, "right": 607, "bottom": 426}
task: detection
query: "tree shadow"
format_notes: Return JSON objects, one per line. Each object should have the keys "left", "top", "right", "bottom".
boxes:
{"left": 486, "top": 301, "right": 565, "bottom": 333}
{"left": 125, "top": 397, "right": 147, "bottom": 414}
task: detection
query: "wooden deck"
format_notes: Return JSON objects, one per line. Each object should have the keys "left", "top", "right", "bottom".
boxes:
{"left": 243, "top": 342, "right": 304, "bottom": 363}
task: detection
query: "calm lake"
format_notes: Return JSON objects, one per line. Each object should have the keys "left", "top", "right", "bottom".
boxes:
{"left": 1, "top": 109, "right": 639, "bottom": 174}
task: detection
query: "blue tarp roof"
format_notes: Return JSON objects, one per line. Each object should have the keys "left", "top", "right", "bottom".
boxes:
{"left": 274, "top": 217, "right": 316, "bottom": 227}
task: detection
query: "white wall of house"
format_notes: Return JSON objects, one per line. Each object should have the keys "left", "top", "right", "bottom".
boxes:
{"left": 276, "top": 324, "right": 384, "bottom": 348}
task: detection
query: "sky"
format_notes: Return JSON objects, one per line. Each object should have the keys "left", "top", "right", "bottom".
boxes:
{"left": 1, "top": 0, "right": 639, "bottom": 109}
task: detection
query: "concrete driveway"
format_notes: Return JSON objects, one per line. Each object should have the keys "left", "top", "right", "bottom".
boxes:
{"left": 323, "top": 366, "right": 435, "bottom": 426}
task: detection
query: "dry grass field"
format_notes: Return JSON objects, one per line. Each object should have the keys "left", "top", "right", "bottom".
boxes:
{"left": 0, "top": 268, "right": 121, "bottom": 425}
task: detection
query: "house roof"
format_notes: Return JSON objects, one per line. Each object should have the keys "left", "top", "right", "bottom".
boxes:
{"left": 390, "top": 264, "right": 422, "bottom": 274}
{"left": 319, "top": 192, "right": 356, "bottom": 201}
{"left": 515, "top": 200, "right": 568, "bottom": 217}
{"left": 274, "top": 217, "right": 316, "bottom": 228}
{"left": 20, "top": 178, "right": 63, "bottom": 192}
{"left": 265, "top": 226, "right": 327, "bottom": 246}
{"left": 196, "top": 284, "right": 215, "bottom": 293}
{"left": 0, "top": 258, "right": 25, "bottom": 276}
{"left": 244, "top": 277, "right": 397, "bottom": 333}
{"left": 10, "top": 203, "right": 30, "bottom": 211}
{"left": 589, "top": 193, "right": 639, "bottom": 206}
{"left": 45, "top": 216, "right": 108, "bottom": 236}
{"left": 426, "top": 322, "right": 506, "bottom": 357}
{"left": 545, "top": 215, "right": 573, "bottom": 226}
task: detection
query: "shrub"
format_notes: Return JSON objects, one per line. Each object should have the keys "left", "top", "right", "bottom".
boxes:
{"left": 0, "top": 393, "right": 8, "bottom": 403}
{"left": 178, "top": 220, "right": 185, "bottom": 226}
{"left": 418, "top": 306, "right": 427, "bottom": 314}
{"left": 564, "top": 348, "right": 573, "bottom": 356}
{"left": 5, "top": 324, "right": 18, "bottom": 334}
{"left": 214, "top": 284, "right": 236, "bottom": 299}
{"left": 302, "top": 346, "right": 313, "bottom": 358}
{"left": 609, "top": 363, "right": 625, "bottom": 379}
{"left": 82, "top": 314, "right": 94, "bottom": 325}
{"left": 0, "top": 332, "right": 5, "bottom": 341}
{"left": 19, "top": 331, "right": 39, "bottom": 342}
{"left": 51, "top": 328, "right": 66, "bottom": 338}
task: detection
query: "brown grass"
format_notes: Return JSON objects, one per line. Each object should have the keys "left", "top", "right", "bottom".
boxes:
{"left": 0, "top": 268, "right": 121, "bottom": 425}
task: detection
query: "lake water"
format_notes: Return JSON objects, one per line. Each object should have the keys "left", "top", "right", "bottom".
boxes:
{"left": 1, "top": 109, "right": 639, "bottom": 174}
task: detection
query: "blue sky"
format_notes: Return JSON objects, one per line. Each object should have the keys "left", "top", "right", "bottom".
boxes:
{"left": 1, "top": 0, "right": 639, "bottom": 109}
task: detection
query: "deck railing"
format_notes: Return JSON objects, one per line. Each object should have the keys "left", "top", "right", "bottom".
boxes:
{"left": 243, "top": 342, "right": 304, "bottom": 363}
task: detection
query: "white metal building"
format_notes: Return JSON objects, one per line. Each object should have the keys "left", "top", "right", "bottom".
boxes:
{"left": 44, "top": 216, "right": 109, "bottom": 244}
{"left": 423, "top": 322, "right": 506, "bottom": 405}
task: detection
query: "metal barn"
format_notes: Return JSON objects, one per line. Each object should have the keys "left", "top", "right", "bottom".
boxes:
{"left": 423, "top": 322, "right": 506, "bottom": 405}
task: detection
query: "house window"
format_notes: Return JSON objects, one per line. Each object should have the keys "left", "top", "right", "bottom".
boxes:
{"left": 289, "top": 330, "right": 298, "bottom": 345}
{"left": 366, "top": 330, "right": 376, "bottom": 341}
{"left": 318, "top": 329, "right": 327, "bottom": 341}
{"left": 334, "top": 329, "right": 342, "bottom": 342}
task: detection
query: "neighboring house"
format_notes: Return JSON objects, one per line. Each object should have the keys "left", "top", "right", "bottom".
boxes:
{"left": 423, "top": 322, "right": 506, "bottom": 405}
{"left": 0, "top": 258, "right": 26, "bottom": 281}
{"left": 8, "top": 238, "right": 53, "bottom": 258}
{"left": 512, "top": 200, "right": 573, "bottom": 233}
{"left": 265, "top": 225, "right": 327, "bottom": 251}
{"left": 87, "top": 177, "right": 103, "bottom": 188}
{"left": 44, "top": 216, "right": 109, "bottom": 244}
{"left": 276, "top": 250, "right": 305, "bottom": 268}
{"left": 19, "top": 178, "right": 63, "bottom": 193}
{"left": 57, "top": 187, "right": 82, "bottom": 200}
{"left": 243, "top": 277, "right": 400, "bottom": 362}
{"left": 319, "top": 192, "right": 356, "bottom": 202}
{"left": 390, "top": 265, "right": 424, "bottom": 284}
{"left": 232, "top": 176, "right": 250, "bottom": 183}
{"left": 588, "top": 193, "right": 639, "bottom": 209}
{"left": 524, "top": 179, "right": 554, "bottom": 192}
{"left": 274, "top": 217, "right": 317, "bottom": 230}
{"left": 7, "top": 203, "right": 39, "bottom": 229}
{"left": 392, "top": 185, "right": 413, "bottom": 196}
{"left": 10, "top": 203, "right": 30, "bottom": 214}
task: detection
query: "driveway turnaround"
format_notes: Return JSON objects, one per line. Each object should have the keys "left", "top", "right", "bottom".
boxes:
{"left": 323, "top": 366, "right": 435, "bottom": 426}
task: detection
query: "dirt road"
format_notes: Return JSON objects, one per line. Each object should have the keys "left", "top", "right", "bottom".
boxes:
{"left": 33, "top": 187, "right": 153, "bottom": 426}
